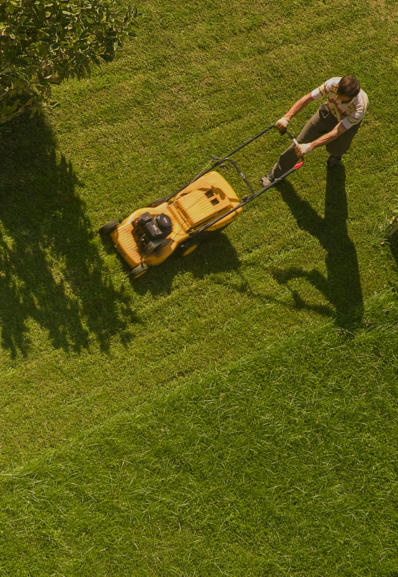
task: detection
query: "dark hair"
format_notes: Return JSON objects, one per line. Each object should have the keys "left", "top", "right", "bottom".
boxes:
{"left": 337, "top": 76, "right": 360, "bottom": 99}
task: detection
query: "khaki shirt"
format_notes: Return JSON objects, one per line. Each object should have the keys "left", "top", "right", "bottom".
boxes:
{"left": 311, "top": 77, "right": 369, "bottom": 130}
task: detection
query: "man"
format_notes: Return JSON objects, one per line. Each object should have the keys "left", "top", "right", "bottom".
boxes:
{"left": 262, "top": 76, "right": 369, "bottom": 185}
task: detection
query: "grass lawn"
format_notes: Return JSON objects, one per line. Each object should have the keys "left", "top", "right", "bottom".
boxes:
{"left": 1, "top": 0, "right": 398, "bottom": 575}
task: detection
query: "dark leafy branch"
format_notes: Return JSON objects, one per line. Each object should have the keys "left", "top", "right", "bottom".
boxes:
{"left": 0, "top": 0, "right": 140, "bottom": 123}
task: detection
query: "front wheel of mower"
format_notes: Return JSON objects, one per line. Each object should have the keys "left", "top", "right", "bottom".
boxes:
{"left": 130, "top": 263, "right": 148, "bottom": 278}
{"left": 98, "top": 220, "right": 119, "bottom": 235}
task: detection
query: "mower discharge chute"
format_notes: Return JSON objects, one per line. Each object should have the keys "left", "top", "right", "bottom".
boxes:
{"left": 99, "top": 125, "right": 303, "bottom": 278}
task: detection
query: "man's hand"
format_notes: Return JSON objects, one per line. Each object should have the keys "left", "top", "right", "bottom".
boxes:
{"left": 275, "top": 116, "right": 289, "bottom": 133}
{"left": 295, "top": 142, "right": 312, "bottom": 157}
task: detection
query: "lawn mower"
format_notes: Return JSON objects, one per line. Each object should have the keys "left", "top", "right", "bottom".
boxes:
{"left": 99, "top": 125, "right": 303, "bottom": 278}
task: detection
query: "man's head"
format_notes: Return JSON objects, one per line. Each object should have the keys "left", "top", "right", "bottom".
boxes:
{"left": 337, "top": 76, "right": 361, "bottom": 102}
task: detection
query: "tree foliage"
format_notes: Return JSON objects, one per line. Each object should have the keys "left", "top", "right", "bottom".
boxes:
{"left": 0, "top": 0, "right": 139, "bottom": 123}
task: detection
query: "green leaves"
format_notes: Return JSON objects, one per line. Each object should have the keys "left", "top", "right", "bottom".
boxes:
{"left": 0, "top": 0, "right": 140, "bottom": 123}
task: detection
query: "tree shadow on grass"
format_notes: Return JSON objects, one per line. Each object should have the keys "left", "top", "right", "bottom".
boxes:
{"left": 0, "top": 115, "right": 138, "bottom": 358}
{"left": 272, "top": 165, "right": 364, "bottom": 330}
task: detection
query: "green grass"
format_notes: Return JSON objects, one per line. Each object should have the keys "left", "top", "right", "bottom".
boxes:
{"left": 1, "top": 0, "right": 398, "bottom": 574}
{"left": 1, "top": 290, "right": 398, "bottom": 576}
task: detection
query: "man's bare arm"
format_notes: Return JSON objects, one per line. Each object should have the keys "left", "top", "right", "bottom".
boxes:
{"left": 276, "top": 93, "right": 313, "bottom": 132}
{"left": 294, "top": 123, "right": 346, "bottom": 157}
{"left": 284, "top": 93, "right": 314, "bottom": 120}
{"left": 310, "top": 123, "right": 346, "bottom": 149}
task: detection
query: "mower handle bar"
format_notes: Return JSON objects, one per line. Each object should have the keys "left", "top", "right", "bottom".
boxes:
{"left": 167, "top": 124, "right": 304, "bottom": 238}
{"left": 169, "top": 124, "right": 299, "bottom": 201}
{"left": 188, "top": 159, "right": 303, "bottom": 240}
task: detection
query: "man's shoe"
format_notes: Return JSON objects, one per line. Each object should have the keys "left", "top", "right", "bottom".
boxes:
{"left": 327, "top": 155, "right": 341, "bottom": 168}
{"left": 261, "top": 172, "right": 275, "bottom": 187}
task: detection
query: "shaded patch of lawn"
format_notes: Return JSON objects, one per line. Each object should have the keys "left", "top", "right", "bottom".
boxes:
{"left": 0, "top": 116, "right": 139, "bottom": 357}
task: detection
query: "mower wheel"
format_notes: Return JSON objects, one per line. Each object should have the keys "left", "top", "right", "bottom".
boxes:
{"left": 387, "top": 216, "right": 398, "bottom": 238}
{"left": 179, "top": 242, "right": 199, "bottom": 257}
{"left": 130, "top": 263, "right": 148, "bottom": 278}
{"left": 201, "top": 223, "right": 229, "bottom": 238}
{"left": 148, "top": 196, "right": 169, "bottom": 208}
{"left": 99, "top": 220, "right": 119, "bottom": 235}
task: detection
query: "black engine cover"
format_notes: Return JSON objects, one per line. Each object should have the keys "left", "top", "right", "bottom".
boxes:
{"left": 134, "top": 212, "right": 173, "bottom": 243}
{"left": 155, "top": 213, "right": 172, "bottom": 236}
{"left": 138, "top": 212, "right": 153, "bottom": 226}
{"left": 143, "top": 220, "right": 165, "bottom": 240}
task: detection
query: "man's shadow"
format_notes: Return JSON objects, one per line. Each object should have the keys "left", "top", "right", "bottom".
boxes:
{"left": 0, "top": 115, "right": 138, "bottom": 358}
{"left": 387, "top": 233, "right": 398, "bottom": 288}
{"left": 272, "top": 165, "right": 364, "bottom": 330}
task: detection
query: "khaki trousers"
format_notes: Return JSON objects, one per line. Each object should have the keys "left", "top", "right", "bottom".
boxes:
{"left": 272, "top": 103, "right": 361, "bottom": 178}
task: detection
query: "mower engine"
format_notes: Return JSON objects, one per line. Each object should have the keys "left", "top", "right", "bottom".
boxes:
{"left": 133, "top": 212, "right": 173, "bottom": 255}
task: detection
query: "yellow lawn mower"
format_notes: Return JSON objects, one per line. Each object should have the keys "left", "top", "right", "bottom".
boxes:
{"left": 99, "top": 125, "right": 303, "bottom": 278}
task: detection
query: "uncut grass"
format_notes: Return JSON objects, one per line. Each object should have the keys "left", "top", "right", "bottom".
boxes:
{"left": 1, "top": 290, "right": 397, "bottom": 576}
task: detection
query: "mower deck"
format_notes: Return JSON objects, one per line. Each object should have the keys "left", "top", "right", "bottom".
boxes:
{"left": 109, "top": 171, "right": 242, "bottom": 269}
{"left": 99, "top": 124, "right": 303, "bottom": 278}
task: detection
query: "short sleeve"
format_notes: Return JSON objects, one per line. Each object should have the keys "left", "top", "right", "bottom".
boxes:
{"left": 341, "top": 90, "right": 369, "bottom": 129}
{"left": 311, "top": 82, "right": 326, "bottom": 100}
{"left": 312, "top": 77, "right": 341, "bottom": 100}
